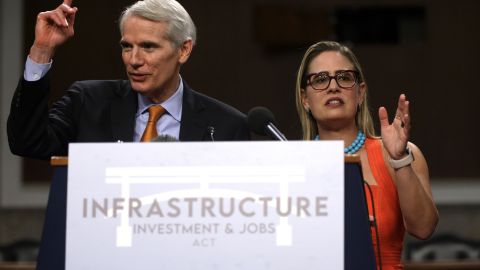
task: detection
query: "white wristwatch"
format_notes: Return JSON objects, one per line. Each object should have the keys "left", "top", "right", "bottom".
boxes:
{"left": 389, "top": 147, "right": 414, "bottom": 170}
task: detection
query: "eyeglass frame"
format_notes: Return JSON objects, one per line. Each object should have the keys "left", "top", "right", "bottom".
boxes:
{"left": 303, "top": 70, "right": 360, "bottom": 91}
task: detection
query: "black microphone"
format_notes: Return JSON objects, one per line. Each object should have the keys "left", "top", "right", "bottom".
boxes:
{"left": 151, "top": 134, "right": 179, "bottom": 142}
{"left": 247, "top": 106, "right": 288, "bottom": 141}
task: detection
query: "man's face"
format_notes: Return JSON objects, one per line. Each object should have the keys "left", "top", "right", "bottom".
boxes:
{"left": 120, "top": 16, "right": 191, "bottom": 103}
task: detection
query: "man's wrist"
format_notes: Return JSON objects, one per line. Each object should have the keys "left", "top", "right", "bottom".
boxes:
{"left": 29, "top": 44, "right": 55, "bottom": 64}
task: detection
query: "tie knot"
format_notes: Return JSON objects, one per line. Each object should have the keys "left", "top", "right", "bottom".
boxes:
{"left": 147, "top": 105, "right": 166, "bottom": 123}
{"left": 141, "top": 105, "right": 166, "bottom": 142}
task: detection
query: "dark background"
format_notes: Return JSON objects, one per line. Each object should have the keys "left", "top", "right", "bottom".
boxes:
{"left": 22, "top": 0, "right": 480, "bottom": 181}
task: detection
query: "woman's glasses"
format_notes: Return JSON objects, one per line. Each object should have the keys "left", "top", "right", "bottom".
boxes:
{"left": 305, "top": 70, "right": 359, "bottom": 91}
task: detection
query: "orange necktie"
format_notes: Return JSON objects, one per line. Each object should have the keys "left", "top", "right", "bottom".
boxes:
{"left": 141, "top": 105, "right": 166, "bottom": 142}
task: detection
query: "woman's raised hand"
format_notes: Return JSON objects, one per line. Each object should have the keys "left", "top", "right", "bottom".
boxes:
{"left": 379, "top": 94, "right": 411, "bottom": 160}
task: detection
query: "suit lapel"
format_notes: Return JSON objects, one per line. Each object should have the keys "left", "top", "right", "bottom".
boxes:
{"left": 110, "top": 81, "right": 137, "bottom": 142}
{"left": 179, "top": 82, "right": 208, "bottom": 141}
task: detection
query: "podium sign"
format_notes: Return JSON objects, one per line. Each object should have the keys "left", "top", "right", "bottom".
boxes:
{"left": 66, "top": 141, "right": 344, "bottom": 270}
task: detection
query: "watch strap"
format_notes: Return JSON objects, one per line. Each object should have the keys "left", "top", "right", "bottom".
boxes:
{"left": 389, "top": 147, "right": 414, "bottom": 169}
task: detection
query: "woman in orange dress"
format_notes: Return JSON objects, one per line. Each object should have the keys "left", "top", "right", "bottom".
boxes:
{"left": 295, "top": 41, "right": 438, "bottom": 270}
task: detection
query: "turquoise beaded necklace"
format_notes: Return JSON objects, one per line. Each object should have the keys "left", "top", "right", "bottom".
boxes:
{"left": 314, "top": 130, "right": 366, "bottom": 154}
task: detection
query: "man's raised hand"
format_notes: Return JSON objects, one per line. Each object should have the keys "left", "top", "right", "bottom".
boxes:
{"left": 30, "top": 0, "right": 78, "bottom": 63}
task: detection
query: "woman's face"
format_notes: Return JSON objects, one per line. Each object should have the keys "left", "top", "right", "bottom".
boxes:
{"left": 301, "top": 51, "right": 365, "bottom": 129}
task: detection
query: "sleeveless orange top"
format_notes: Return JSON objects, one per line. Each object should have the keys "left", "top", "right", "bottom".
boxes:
{"left": 364, "top": 138, "right": 405, "bottom": 270}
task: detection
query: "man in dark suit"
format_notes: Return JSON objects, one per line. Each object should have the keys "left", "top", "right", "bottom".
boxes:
{"left": 7, "top": 0, "right": 250, "bottom": 160}
{"left": 6, "top": 1, "right": 249, "bottom": 269}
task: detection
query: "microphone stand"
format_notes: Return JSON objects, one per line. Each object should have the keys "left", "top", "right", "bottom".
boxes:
{"left": 266, "top": 123, "right": 288, "bottom": 141}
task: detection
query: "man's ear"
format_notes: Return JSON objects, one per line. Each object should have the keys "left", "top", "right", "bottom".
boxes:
{"left": 178, "top": 39, "right": 193, "bottom": 64}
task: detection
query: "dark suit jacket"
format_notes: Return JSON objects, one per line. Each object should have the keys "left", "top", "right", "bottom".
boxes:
{"left": 7, "top": 74, "right": 250, "bottom": 159}
{"left": 6, "top": 74, "right": 250, "bottom": 270}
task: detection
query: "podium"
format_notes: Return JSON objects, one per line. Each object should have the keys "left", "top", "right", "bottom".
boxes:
{"left": 37, "top": 153, "right": 375, "bottom": 270}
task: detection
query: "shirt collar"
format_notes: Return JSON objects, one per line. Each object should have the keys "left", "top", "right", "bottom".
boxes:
{"left": 136, "top": 78, "right": 183, "bottom": 122}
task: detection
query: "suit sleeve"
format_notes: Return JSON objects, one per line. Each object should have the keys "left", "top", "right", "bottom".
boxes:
{"left": 7, "top": 74, "right": 82, "bottom": 159}
{"left": 213, "top": 104, "right": 251, "bottom": 141}
{"left": 232, "top": 115, "right": 251, "bottom": 141}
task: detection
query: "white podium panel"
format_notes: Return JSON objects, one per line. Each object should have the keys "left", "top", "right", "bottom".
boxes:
{"left": 66, "top": 141, "right": 344, "bottom": 270}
